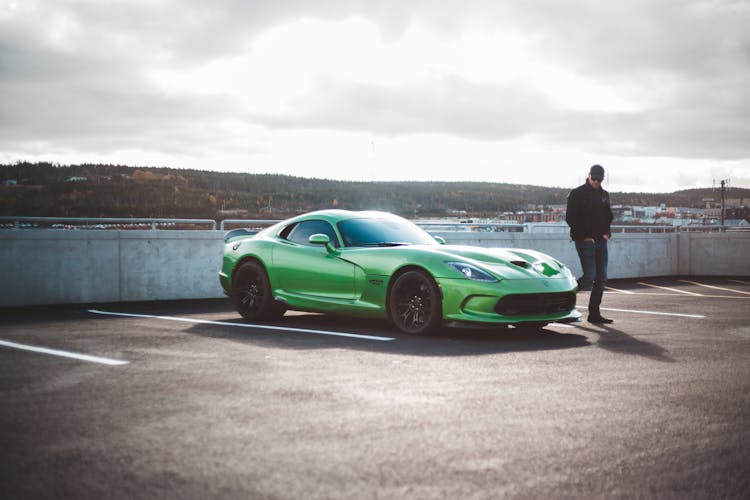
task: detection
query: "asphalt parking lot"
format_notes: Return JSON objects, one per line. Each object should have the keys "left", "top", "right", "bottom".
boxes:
{"left": 1, "top": 277, "right": 749, "bottom": 499}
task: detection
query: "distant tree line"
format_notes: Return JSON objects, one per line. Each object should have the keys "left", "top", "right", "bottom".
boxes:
{"left": 1, "top": 162, "right": 747, "bottom": 220}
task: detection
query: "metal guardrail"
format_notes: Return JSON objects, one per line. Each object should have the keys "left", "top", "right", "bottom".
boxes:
{"left": 219, "top": 219, "right": 282, "bottom": 231}
{"left": 0, "top": 216, "right": 217, "bottom": 230}
{"left": 1, "top": 216, "right": 746, "bottom": 233}
{"left": 614, "top": 225, "right": 748, "bottom": 233}
{"left": 218, "top": 220, "right": 746, "bottom": 234}
{"left": 416, "top": 223, "right": 528, "bottom": 232}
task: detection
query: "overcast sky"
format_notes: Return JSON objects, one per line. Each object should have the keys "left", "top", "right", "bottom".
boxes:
{"left": 1, "top": 0, "right": 749, "bottom": 193}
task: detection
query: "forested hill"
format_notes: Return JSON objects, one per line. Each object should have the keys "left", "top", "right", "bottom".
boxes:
{"left": 1, "top": 162, "right": 747, "bottom": 219}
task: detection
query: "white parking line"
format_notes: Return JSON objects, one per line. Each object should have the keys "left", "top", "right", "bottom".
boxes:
{"left": 729, "top": 279, "right": 750, "bottom": 286}
{"left": 605, "top": 286, "right": 636, "bottom": 294}
{"left": 637, "top": 282, "right": 703, "bottom": 296}
{"left": 88, "top": 309, "right": 396, "bottom": 341}
{"left": 0, "top": 339, "right": 129, "bottom": 366}
{"left": 678, "top": 279, "right": 750, "bottom": 295}
{"left": 576, "top": 305, "right": 705, "bottom": 319}
{"left": 604, "top": 290, "right": 750, "bottom": 299}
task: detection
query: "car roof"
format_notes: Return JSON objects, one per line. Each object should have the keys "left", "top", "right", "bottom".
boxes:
{"left": 257, "top": 210, "right": 402, "bottom": 238}
{"left": 290, "top": 209, "right": 399, "bottom": 224}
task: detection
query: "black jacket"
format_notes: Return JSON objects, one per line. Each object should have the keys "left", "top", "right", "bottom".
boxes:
{"left": 566, "top": 181, "right": 613, "bottom": 241}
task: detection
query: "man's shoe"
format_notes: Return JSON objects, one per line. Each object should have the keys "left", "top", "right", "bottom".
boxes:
{"left": 588, "top": 315, "right": 614, "bottom": 324}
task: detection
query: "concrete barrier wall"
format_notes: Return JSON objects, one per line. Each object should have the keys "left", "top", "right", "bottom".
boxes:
{"left": 678, "top": 232, "right": 750, "bottom": 276}
{"left": 0, "top": 230, "right": 225, "bottom": 306}
{"left": 1, "top": 229, "right": 748, "bottom": 306}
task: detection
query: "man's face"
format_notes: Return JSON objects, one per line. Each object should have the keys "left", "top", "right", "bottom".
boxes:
{"left": 588, "top": 174, "right": 603, "bottom": 189}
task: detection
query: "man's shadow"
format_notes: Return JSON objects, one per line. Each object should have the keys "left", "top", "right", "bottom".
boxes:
{"left": 575, "top": 323, "right": 674, "bottom": 362}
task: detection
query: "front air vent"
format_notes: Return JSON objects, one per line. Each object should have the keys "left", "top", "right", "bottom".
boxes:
{"left": 495, "top": 292, "right": 576, "bottom": 316}
{"left": 510, "top": 260, "right": 529, "bottom": 269}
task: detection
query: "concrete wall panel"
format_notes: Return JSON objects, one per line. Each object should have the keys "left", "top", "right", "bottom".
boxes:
{"left": 117, "top": 231, "right": 225, "bottom": 301}
{"left": 608, "top": 234, "right": 678, "bottom": 279}
{"left": 682, "top": 232, "right": 750, "bottom": 276}
{"left": 0, "top": 231, "right": 120, "bottom": 306}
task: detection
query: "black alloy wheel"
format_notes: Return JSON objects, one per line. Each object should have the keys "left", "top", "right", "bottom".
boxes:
{"left": 388, "top": 270, "right": 442, "bottom": 335}
{"left": 232, "top": 261, "right": 285, "bottom": 321}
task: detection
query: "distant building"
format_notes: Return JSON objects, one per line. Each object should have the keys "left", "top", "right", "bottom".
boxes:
{"left": 725, "top": 198, "right": 746, "bottom": 208}
{"left": 218, "top": 209, "right": 249, "bottom": 217}
{"left": 711, "top": 219, "right": 749, "bottom": 227}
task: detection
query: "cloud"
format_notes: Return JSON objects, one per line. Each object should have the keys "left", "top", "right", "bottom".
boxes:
{"left": 0, "top": 0, "right": 748, "bottom": 190}
{"left": 249, "top": 72, "right": 750, "bottom": 161}
{"left": 249, "top": 76, "right": 560, "bottom": 139}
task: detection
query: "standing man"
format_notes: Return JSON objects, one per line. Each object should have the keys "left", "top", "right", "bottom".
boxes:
{"left": 566, "top": 164, "right": 614, "bottom": 324}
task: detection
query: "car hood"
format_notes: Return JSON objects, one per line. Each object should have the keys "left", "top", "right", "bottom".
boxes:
{"left": 434, "top": 245, "right": 569, "bottom": 279}
{"left": 340, "top": 244, "right": 571, "bottom": 280}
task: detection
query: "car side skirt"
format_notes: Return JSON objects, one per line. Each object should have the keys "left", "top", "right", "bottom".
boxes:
{"left": 274, "top": 289, "right": 388, "bottom": 319}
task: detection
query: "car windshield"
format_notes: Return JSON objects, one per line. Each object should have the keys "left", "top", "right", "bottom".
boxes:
{"left": 337, "top": 217, "right": 437, "bottom": 247}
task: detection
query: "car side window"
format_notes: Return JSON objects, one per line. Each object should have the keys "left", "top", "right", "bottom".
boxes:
{"left": 286, "top": 220, "right": 340, "bottom": 248}
{"left": 278, "top": 223, "right": 296, "bottom": 240}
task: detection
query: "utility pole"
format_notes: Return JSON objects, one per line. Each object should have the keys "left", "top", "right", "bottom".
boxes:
{"left": 719, "top": 179, "right": 730, "bottom": 226}
{"left": 714, "top": 178, "right": 730, "bottom": 226}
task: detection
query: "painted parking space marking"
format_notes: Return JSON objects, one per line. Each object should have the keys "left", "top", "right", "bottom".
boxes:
{"left": 609, "top": 292, "right": 700, "bottom": 297}
{"left": 729, "top": 279, "right": 750, "bottom": 286}
{"left": 678, "top": 279, "right": 750, "bottom": 295}
{"left": 637, "top": 282, "right": 703, "bottom": 296}
{"left": 605, "top": 291, "right": 691, "bottom": 297}
{"left": 0, "top": 339, "right": 129, "bottom": 366}
{"left": 88, "top": 309, "right": 396, "bottom": 342}
{"left": 677, "top": 294, "right": 750, "bottom": 299}
{"left": 605, "top": 286, "right": 636, "bottom": 294}
{"left": 576, "top": 305, "right": 705, "bottom": 319}
{"left": 603, "top": 290, "right": 750, "bottom": 299}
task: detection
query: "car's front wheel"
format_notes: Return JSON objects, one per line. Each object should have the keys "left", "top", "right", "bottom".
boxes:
{"left": 232, "top": 260, "right": 285, "bottom": 321}
{"left": 388, "top": 270, "right": 442, "bottom": 335}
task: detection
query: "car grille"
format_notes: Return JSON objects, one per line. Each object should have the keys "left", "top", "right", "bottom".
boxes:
{"left": 494, "top": 292, "right": 576, "bottom": 316}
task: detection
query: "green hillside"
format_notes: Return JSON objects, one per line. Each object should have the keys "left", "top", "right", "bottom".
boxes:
{"left": 1, "top": 162, "right": 747, "bottom": 220}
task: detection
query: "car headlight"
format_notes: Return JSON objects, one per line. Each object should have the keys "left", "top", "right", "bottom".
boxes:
{"left": 446, "top": 262, "right": 499, "bottom": 282}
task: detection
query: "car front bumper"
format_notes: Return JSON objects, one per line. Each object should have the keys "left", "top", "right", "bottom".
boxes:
{"left": 436, "top": 276, "right": 581, "bottom": 325}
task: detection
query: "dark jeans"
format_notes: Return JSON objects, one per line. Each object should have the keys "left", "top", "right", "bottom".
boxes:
{"left": 574, "top": 239, "right": 608, "bottom": 316}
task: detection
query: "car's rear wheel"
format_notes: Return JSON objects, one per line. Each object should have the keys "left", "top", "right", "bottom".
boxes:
{"left": 232, "top": 261, "right": 285, "bottom": 321}
{"left": 388, "top": 270, "right": 442, "bottom": 335}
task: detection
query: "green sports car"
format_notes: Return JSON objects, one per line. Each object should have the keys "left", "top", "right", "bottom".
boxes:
{"left": 219, "top": 210, "right": 581, "bottom": 334}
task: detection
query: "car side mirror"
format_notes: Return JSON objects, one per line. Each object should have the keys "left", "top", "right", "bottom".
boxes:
{"left": 433, "top": 235, "right": 446, "bottom": 245}
{"left": 309, "top": 233, "right": 336, "bottom": 254}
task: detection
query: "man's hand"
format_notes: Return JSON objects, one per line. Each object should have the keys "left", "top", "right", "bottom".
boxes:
{"left": 584, "top": 237, "right": 595, "bottom": 243}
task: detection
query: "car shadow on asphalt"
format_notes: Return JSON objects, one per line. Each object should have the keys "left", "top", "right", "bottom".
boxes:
{"left": 574, "top": 323, "right": 675, "bottom": 362}
{"left": 182, "top": 313, "right": 592, "bottom": 357}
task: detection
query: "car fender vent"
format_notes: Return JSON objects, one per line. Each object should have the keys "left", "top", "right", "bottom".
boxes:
{"left": 510, "top": 260, "right": 529, "bottom": 269}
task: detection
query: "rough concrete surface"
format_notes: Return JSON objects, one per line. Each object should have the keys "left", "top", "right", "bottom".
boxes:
{"left": 1, "top": 277, "right": 749, "bottom": 499}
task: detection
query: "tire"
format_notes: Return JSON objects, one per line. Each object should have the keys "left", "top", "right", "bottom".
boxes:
{"left": 388, "top": 270, "right": 443, "bottom": 335}
{"left": 232, "top": 260, "right": 285, "bottom": 321}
